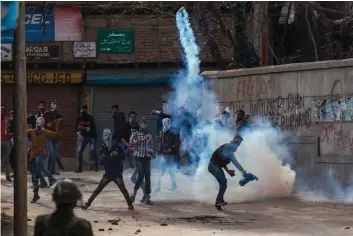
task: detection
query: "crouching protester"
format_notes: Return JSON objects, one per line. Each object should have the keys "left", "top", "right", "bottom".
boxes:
{"left": 28, "top": 117, "right": 61, "bottom": 203}
{"left": 156, "top": 118, "right": 180, "bottom": 192}
{"left": 129, "top": 117, "right": 155, "bottom": 205}
{"left": 82, "top": 129, "right": 134, "bottom": 211}
{"left": 34, "top": 179, "right": 94, "bottom": 236}
{"left": 208, "top": 135, "right": 258, "bottom": 211}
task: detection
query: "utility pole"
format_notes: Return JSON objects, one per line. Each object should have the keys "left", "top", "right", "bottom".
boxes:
{"left": 13, "top": 2, "right": 27, "bottom": 236}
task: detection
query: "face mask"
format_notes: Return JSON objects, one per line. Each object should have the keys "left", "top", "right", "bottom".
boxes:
{"left": 51, "top": 103, "right": 57, "bottom": 111}
{"left": 162, "top": 118, "right": 171, "bottom": 132}
{"left": 103, "top": 129, "right": 112, "bottom": 141}
{"left": 140, "top": 118, "right": 147, "bottom": 129}
{"left": 81, "top": 111, "right": 88, "bottom": 117}
{"left": 36, "top": 117, "right": 44, "bottom": 130}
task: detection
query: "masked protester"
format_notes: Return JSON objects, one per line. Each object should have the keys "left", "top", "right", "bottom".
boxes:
{"left": 156, "top": 118, "right": 180, "bottom": 192}
{"left": 34, "top": 180, "right": 94, "bottom": 236}
{"left": 82, "top": 129, "right": 134, "bottom": 211}
{"left": 1, "top": 105, "right": 12, "bottom": 182}
{"left": 153, "top": 101, "right": 171, "bottom": 139}
{"left": 43, "top": 100, "right": 64, "bottom": 175}
{"left": 129, "top": 117, "right": 154, "bottom": 205}
{"left": 122, "top": 111, "right": 138, "bottom": 169}
{"left": 208, "top": 135, "right": 257, "bottom": 211}
{"left": 76, "top": 105, "right": 98, "bottom": 173}
{"left": 28, "top": 117, "right": 61, "bottom": 203}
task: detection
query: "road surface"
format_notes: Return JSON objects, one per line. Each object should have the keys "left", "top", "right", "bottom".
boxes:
{"left": 1, "top": 170, "right": 353, "bottom": 236}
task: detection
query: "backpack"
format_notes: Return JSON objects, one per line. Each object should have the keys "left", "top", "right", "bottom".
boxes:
{"left": 42, "top": 215, "right": 79, "bottom": 236}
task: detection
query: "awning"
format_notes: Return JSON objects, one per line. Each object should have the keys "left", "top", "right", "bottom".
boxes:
{"left": 86, "top": 71, "right": 178, "bottom": 84}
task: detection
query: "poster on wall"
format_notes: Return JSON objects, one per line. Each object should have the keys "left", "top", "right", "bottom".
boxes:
{"left": 1, "top": 7, "right": 83, "bottom": 43}
{"left": 1, "top": 43, "right": 12, "bottom": 61}
{"left": 26, "top": 45, "right": 60, "bottom": 61}
{"left": 73, "top": 42, "right": 96, "bottom": 58}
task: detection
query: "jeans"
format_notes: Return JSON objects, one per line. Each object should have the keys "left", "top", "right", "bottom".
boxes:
{"left": 131, "top": 168, "right": 146, "bottom": 195}
{"left": 86, "top": 173, "right": 132, "bottom": 207}
{"left": 208, "top": 162, "right": 227, "bottom": 201}
{"left": 30, "top": 154, "right": 55, "bottom": 195}
{"left": 1, "top": 141, "right": 11, "bottom": 177}
{"left": 77, "top": 136, "right": 97, "bottom": 171}
{"left": 133, "top": 157, "right": 151, "bottom": 194}
{"left": 124, "top": 151, "right": 135, "bottom": 170}
{"left": 157, "top": 155, "right": 177, "bottom": 189}
{"left": 47, "top": 137, "right": 64, "bottom": 174}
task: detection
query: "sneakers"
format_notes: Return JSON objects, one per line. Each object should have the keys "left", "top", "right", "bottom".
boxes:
{"left": 140, "top": 196, "right": 146, "bottom": 203}
{"left": 81, "top": 202, "right": 90, "bottom": 210}
{"left": 128, "top": 205, "right": 134, "bottom": 211}
{"left": 31, "top": 195, "right": 40, "bottom": 204}
{"left": 215, "top": 199, "right": 227, "bottom": 211}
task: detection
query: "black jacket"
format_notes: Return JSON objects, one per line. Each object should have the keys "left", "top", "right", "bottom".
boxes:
{"left": 76, "top": 114, "right": 97, "bottom": 138}
{"left": 34, "top": 211, "right": 94, "bottom": 236}
{"left": 112, "top": 112, "right": 126, "bottom": 142}
{"left": 159, "top": 130, "right": 180, "bottom": 155}
{"left": 99, "top": 140, "right": 125, "bottom": 175}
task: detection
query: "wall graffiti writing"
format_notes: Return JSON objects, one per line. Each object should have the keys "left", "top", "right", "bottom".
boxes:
{"left": 236, "top": 77, "right": 273, "bottom": 100}
{"left": 249, "top": 93, "right": 310, "bottom": 131}
{"left": 311, "top": 96, "right": 353, "bottom": 122}
{"left": 320, "top": 124, "right": 353, "bottom": 156}
{"left": 219, "top": 93, "right": 311, "bottom": 132}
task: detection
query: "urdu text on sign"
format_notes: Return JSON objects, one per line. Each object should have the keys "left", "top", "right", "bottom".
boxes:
{"left": 1, "top": 72, "right": 83, "bottom": 84}
{"left": 97, "top": 29, "right": 134, "bottom": 53}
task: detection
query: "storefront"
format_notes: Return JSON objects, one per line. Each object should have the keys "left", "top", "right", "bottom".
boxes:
{"left": 1, "top": 71, "right": 84, "bottom": 158}
{"left": 85, "top": 70, "right": 175, "bottom": 146}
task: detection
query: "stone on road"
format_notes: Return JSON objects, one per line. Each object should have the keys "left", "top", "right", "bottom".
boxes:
{"left": 1, "top": 171, "right": 353, "bottom": 236}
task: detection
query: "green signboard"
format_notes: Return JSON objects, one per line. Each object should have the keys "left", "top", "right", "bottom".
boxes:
{"left": 97, "top": 29, "right": 134, "bottom": 53}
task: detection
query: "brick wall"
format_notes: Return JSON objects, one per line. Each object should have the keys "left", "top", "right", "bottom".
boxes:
{"left": 26, "top": 14, "right": 233, "bottom": 64}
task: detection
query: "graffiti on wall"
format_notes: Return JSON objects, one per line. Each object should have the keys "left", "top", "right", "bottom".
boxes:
{"left": 320, "top": 124, "right": 353, "bottom": 156}
{"left": 219, "top": 93, "right": 311, "bottom": 131}
{"left": 249, "top": 93, "right": 311, "bottom": 131}
{"left": 236, "top": 76, "right": 273, "bottom": 100}
{"left": 311, "top": 96, "right": 353, "bottom": 122}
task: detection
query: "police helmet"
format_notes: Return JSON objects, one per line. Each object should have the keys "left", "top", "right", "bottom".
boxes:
{"left": 52, "top": 179, "right": 82, "bottom": 204}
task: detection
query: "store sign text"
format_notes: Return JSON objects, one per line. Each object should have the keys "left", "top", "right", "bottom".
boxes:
{"left": 1, "top": 72, "right": 83, "bottom": 84}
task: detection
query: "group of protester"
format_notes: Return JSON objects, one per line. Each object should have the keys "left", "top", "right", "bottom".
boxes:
{"left": 1, "top": 98, "right": 257, "bottom": 211}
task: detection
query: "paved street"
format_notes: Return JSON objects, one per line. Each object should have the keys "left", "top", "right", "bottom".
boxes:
{"left": 1, "top": 170, "right": 353, "bottom": 236}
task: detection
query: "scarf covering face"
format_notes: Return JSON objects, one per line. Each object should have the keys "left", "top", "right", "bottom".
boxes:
{"left": 139, "top": 117, "right": 148, "bottom": 130}
{"left": 36, "top": 117, "right": 45, "bottom": 131}
{"left": 162, "top": 118, "right": 171, "bottom": 132}
{"left": 103, "top": 128, "right": 112, "bottom": 150}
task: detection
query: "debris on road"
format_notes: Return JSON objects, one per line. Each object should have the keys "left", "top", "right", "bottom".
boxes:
{"left": 160, "top": 223, "right": 168, "bottom": 226}
{"left": 98, "top": 228, "right": 104, "bottom": 231}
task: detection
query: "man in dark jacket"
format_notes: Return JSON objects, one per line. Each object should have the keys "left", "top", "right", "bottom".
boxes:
{"left": 208, "top": 136, "right": 248, "bottom": 211}
{"left": 82, "top": 128, "right": 134, "bottom": 211}
{"left": 43, "top": 100, "right": 64, "bottom": 175}
{"left": 35, "top": 100, "right": 47, "bottom": 119}
{"left": 156, "top": 118, "right": 180, "bottom": 192}
{"left": 34, "top": 180, "right": 94, "bottom": 236}
{"left": 122, "top": 111, "right": 138, "bottom": 169}
{"left": 235, "top": 109, "right": 252, "bottom": 137}
{"left": 112, "top": 104, "right": 126, "bottom": 145}
{"left": 76, "top": 105, "right": 98, "bottom": 173}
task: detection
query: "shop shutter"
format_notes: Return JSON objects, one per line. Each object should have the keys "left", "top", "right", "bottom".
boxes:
{"left": 1, "top": 84, "right": 80, "bottom": 158}
{"left": 91, "top": 84, "right": 171, "bottom": 147}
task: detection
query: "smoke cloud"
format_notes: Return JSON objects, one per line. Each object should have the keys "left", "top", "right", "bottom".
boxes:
{"left": 152, "top": 8, "right": 296, "bottom": 204}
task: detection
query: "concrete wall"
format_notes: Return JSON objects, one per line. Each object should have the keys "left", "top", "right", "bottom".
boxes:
{"left": 202, "top": 59, "right": 353, "bottom": 185}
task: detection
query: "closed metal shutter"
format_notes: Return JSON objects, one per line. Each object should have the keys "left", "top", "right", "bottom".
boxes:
{"left": 1, "top": 84, "right": 80, "bottom": 158}
{"left": 91, "top": 84, "right": 171, "bottom": 147}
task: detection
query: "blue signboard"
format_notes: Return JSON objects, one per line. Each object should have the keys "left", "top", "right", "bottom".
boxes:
{"left": 1, "top": 1, "right": 19, "bottom": 32}
{"left": 1, "top": 8, "right": 55, "bottom": 43}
